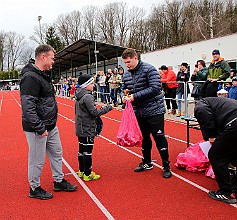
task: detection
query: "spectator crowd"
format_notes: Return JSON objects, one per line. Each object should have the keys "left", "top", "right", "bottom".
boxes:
{"left": 54, "top": 49, "right": 236, "bottom": 118}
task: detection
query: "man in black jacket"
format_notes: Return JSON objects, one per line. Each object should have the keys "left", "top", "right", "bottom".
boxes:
{"left": 194, "top": 97, "right": 237, "bottom": 204}
{"left": 20, "top": 44, "right": 77, "bottom": 200}
{"left": 121, "top": 48, "right": 172, "bottom": 178}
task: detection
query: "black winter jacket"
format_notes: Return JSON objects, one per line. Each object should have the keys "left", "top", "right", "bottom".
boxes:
{"left": 121, "top": 61, "right": 165, "bottom": 118}
{"left": 75, "top": 88, "right": 112, "bottom": 137}
{"left": 20, "top": 63, "right": 57, "bottom": 134}
{"left": 176, "top": 71, "right": 190, "bottom": 94}
{"left": 194, "top": 97, "right": 237, "bottom": 141}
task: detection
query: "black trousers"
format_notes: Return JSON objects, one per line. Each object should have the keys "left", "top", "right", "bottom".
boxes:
{"left": 137, "top": 114, "right": 169, "bottom": 165}
{"left": 78, "top": 137, "right": 95, "bottom": 176}
{"left": 165, "top": 87, "right": 177, "bottom": 110}
{"left": 208, "top": 120, "right": 237, "bottom": 193}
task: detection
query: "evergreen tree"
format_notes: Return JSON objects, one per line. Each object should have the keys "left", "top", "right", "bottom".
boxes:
{"left": 46, "top": 26, "right": 64, "bottom": 52}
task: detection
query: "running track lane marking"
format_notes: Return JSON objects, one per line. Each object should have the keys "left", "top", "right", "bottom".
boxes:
{"left": 62, "top": 158, "right": 115, "bottom": 220}
{"left": 11, "top": 95, "right": 115, "bottom": 219}
{"left": 0, "top": 93, "right": 3, "bottom": 114}
{"left": 13, "top": 95, "right": 237, "bottom": 209}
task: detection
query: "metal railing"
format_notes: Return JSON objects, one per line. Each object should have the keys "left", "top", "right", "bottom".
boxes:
{"left": 55, "top": 80, "right": 226, "bottom": 117}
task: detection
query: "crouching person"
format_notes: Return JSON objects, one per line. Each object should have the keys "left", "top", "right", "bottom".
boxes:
{"left": 194, "top": 97, "right": 237, "bottom": 204}
{"left": 75, "top": 74, "right": 113, "bottom": 181}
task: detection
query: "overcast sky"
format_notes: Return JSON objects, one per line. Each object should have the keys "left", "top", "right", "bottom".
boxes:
{"left": 0, "top": 0, "right": 165, "bottom": 39}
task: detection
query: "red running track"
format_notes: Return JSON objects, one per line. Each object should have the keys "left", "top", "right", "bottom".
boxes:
{"left": 0, "top": 91, "right": 236, "bottom": 219}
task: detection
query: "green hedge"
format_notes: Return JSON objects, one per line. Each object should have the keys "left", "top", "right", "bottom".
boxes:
{"left": 0, "top": 70, "right": 19, "bottom": 80}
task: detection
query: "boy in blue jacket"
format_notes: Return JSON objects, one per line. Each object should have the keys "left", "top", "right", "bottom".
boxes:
{"left": 228, "top": 77, "right": 237, "bottom": 100}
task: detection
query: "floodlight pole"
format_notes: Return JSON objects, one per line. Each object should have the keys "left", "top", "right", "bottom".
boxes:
{"left": 94, "top": 34, "right": 99, "bottom": 101}
{"left": 94, "top": 35, "right": 99, "bottom": 75}
{"left": 38, "top": 16, "right": 43, "bottom": 43}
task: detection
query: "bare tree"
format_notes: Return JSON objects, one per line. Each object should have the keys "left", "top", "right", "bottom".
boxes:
{"left": 5, "top": 32, "right": 28, "bottom": 71}
{"left": 116, "top": 2, "right": 130, "bottom": 46}
{"left": 55, "top": 14, "right": 71, "bottom": 46}
{"left": 96, "top": 3, "right": 118, "bottom": 44}
{"left": 24, "top": 0, "right": 237, "bottom": 55}
{"left": 55, "top": 10, "right": 84, "bottom": 46}
{"left": 127, "top": 6, "right": 146, "bottom": 50}
{"left": 146, "top": 4, "right": 169, "bottom": 50}
{"left": 0, "top": 31, "right": 6, "bottom": 71}
{"left": 82, "top": 5, "right": 99, "bottom": 40}
{"left": 30, "top": 23, "right": 50, "bottom": 45}
{"left": 18, "top": 46, "right": 34, "bottom": 67}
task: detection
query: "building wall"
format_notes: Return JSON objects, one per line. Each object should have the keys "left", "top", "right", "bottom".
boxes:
{"left": 140, "top": 33, "right": 237, "bottom": 73}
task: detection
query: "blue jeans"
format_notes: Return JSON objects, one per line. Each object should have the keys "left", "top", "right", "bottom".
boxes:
{"left": 110, "top": 88, "right": 118, "bottom": 104}
{"left": 177, "top": 92, "right": 183, "bottom": 111}
{"left": 99, "top": 86, "right": 106, "bottom": 102}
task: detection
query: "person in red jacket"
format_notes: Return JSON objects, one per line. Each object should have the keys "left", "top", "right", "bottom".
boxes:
{"left": 160, "top": 65, "right": 178, "bottom": 114}
{"left": 70, "top": 81, "right": 76, "bottom": 99}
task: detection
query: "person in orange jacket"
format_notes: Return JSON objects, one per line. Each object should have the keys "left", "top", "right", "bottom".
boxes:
{"left": 160, "top": 65, "right": 178, "bottom": 115}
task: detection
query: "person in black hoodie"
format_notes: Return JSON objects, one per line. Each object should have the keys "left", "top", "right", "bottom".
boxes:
{"left": 194, "top": 97, "right": 237, "bottom": 204}
{"left": 20, "top": 44, "right": 77, "bottom": 200}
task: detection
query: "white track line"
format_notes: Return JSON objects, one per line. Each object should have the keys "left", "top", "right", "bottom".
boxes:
{"left": 62, "top": 159, "right": 115, "bottom": 220}
{"left": 0, "top": 94, "right": 3, "bottom": 114}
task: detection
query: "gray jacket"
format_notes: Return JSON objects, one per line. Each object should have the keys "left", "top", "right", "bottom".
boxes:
{"left": 75, "top": 88, "right": 112, "bottom": 137}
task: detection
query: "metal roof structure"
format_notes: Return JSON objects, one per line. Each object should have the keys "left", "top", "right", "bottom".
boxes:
{"left": 53, "top": 39, "right": 127, "bottom": 72}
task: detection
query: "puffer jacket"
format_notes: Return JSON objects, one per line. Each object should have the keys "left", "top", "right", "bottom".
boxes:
{"left": 20, "top": 63, "right": 57, "bottom": 135}
{"left": 122, "top": 61, "right": 165, "bottom": 118}
{"left": 75, "top": 88, "right": 112, "bottom": 137}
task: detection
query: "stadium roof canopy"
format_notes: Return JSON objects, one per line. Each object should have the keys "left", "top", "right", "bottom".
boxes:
{"left": 53, "top": 39, "right": 127, "bottom": 72}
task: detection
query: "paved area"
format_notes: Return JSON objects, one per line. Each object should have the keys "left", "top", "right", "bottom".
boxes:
{"left": 164, "top": 100, "right": 195, "bottom": 122}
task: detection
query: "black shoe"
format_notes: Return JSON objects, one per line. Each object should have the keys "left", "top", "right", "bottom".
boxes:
{"left": 134, "top": 162, "right": 153, "bottom": 172}
{"left": 53, "top": 179, "right": 78, "bottom": 192}
{"left": 163, "top": 167, "right": 172, "bottom": 178}
{"left": 29, "top": 186, "right": 53, "bottom": 200}
{"left": 208, "top": 190, "right": 236, "bottom": 204}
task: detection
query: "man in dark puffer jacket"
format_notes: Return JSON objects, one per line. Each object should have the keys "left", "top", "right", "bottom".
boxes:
{"left": 121, "top": 48, "right": 172, "bottom": 178}
{"left": 20, "top": 44, "right": 77, "bottom": 200}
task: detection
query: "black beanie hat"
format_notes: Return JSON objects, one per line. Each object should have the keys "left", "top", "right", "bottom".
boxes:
{"left": 78, "top": 74, "right": 93, "bottom": 86}
{"left": 181, "top": 62, "right": 188, "bottom": 68}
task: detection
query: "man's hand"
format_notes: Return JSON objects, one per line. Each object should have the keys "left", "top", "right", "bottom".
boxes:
{"left": 209, "top": 138, "right": 216, "bottom": 144}
{"left": 41, "top": 130, "right": 48, "bottom": 137}
{"left": 122, "top": 94, "right": 134, "bottom": 103}
{"left": 209, "top": 78, "right": 217, "bottom": 82}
